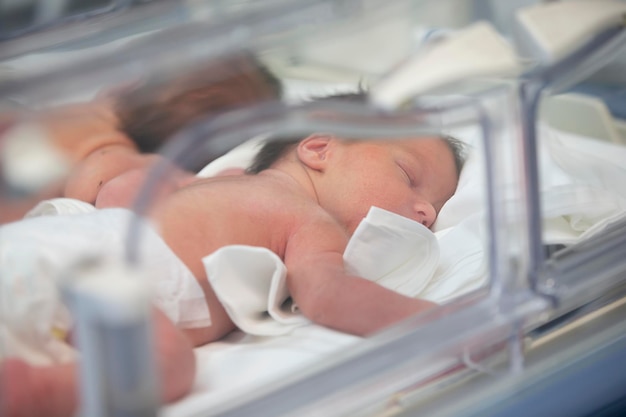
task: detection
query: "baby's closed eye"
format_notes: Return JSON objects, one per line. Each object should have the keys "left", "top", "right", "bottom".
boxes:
{"left": 396, "top": 161, "right": 414, "bottom": 185}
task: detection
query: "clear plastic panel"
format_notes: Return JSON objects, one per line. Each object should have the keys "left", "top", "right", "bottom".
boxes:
{"left": 0, "top": 0, "right": 128, "bottom": 41}
{"left": 521, "top": 11, "right": 626, "bottom": 320}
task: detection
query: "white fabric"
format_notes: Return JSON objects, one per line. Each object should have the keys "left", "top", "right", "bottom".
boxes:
{"left": 540, "top": 125, "right": 626, "bottom": 242}
{"left": 424, "top": 123, "right": 626, "bottom": 301}
{"left": 195, "top": 135, "right": 267, "bottom": 178}
{"left": 425, "top": 219, "right": 487, "bottom": 302}
{"left": 345, "top": 206, "right": 440, "bottom": 297}
{"left": 25, "top": 197, "right": 96, "bottom": 217}
{"left": 0, "top": 242, "right": 76, "bottom": 366}
{"left": 161, "top": 325, "right": 361, "bottom": 417}
{"left": 435, "top": 123, "right": 626, "bottom": 243}
{"left": 204, "top": 207, "right": 440, "bottom": 336}
{"left": 204, "top": 246, "right": 309, "bottom": 336}
{"left": 0, "top": 208, "right": 210, "bottom": 364}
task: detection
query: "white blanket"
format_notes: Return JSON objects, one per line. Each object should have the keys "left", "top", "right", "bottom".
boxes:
{"left": 0, "top": 208, "right": 211, "bottom": 365}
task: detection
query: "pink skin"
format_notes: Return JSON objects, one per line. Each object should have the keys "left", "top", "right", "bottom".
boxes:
{"left": 64, "top": 146, "right": 176, "bottom": 206}
{"left": 306, "top": 135, "right": 457, "bottom": 233}
{"left": 94, "top": 164, "right": 243, "bottom": 210}
{"left": 0, "top": 118, "right": 13, "bottom": 137}
{"left": 94, "top": 165, "right": 197, "bottom": 209}
{"left": 213, "top": 167, "right": 246, "bottom": 177}
{"left": 0, "top": 309, "right": 195, "bottom": 417}
{"left": 0, "top": 360, "right": 76, "bottom": 417}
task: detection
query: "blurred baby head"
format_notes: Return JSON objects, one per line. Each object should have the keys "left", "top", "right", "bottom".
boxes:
{"left": 115, "top": 51, "right": 282, "bottom": 154}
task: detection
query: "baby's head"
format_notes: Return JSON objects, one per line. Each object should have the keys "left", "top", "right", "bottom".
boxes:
{"left": 248, "top": 133, "right": 465, "bottom": 232}
{"left": 114, "top": 52, "right": 282, "bottom": 155}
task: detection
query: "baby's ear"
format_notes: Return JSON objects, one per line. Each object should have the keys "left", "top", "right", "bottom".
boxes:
{"left": 296, "top": 134, "right": 333, "bottom": 171}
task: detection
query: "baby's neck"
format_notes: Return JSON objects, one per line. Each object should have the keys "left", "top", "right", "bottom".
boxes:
{"left": 261, "top": 164, "right": 320, "bottom": 206}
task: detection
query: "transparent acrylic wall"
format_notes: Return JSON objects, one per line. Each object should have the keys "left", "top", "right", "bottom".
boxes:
{"left": 2, "top": 1, "right": 626, "bottom": 417}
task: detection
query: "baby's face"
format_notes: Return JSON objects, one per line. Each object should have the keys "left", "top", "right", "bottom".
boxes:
{"left": 324, "top": 137, "right": 458, "bottom": 233}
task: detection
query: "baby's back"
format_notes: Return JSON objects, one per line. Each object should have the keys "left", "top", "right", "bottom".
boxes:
{"left": 152, "top": 173, "right": 303, "bottom": 256}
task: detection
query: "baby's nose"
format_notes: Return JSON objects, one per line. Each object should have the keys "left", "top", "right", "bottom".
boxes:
{"left": 413, "top": 201, "right": 437, "bottom": 229}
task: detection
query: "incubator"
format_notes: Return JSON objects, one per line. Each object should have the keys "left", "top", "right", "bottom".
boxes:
{"left": 1, "top": 1, "right": 626, "bottom": 416}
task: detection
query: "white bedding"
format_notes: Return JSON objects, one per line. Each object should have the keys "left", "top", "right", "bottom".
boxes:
{"left": 1, "top": 121, "right": 625, "bottom": 417}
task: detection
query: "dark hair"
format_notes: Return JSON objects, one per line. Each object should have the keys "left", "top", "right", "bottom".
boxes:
{"left": 441, "top": 135, "right": 467, "bottom": 178}
{"left": 246, "top": 92, "right": 467, "bottom": 177}
{"left": 115, "top": 51, "right": 282, "bottom": 154}
{"left": 246, "top": 91, "right": 368, "bottom": 174}
{"left": 246, "top": 135, "right": 301, "bottom": 174}
{"left": 246, "top": 133, "right": 466, "bottom": 176}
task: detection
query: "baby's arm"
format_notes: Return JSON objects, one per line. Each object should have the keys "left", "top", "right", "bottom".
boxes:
{"left": 64, "top": 146, "right": 160, "bottom": 204}
{"left": 0, "top": 99, "right": 137, "bottom": 221}
{"left": 26, "top": 99, "right": 134, "bottom": 162}
{"left": 93, "top": 158, "right": 197, "bottom": 209}
{"left": 285, "top": 221, "right": 437, "bottom": 337}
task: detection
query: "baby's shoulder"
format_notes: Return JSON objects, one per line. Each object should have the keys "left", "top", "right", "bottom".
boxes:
{"left": 177, "top": 174, "right": 306, "bottom": 213}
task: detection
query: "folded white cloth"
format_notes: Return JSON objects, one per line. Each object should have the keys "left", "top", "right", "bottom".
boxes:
{"left": 0, "top": 208, "right": 210, "bottom": 364}
{"left": 344, "top": 206, "right": 440, "bottom": 296}
{"left": 196, "top": 135, "right": 268, "bottom": 178}
{"left": 25, "top": 197, "right": 97, "bottom": 217}
{"left": 0, "top": 242, "right": 76, "bottom": 365}
{"left": 203, "top": 207, "right": 440, "bottom": 336}
{"left": 539, "top": 124, "right": 626, "bottom": 243}
{"left": 436, "top": 123, "right": 626, "bottom": 243}
{"left": 204, "top": 246, "right": 309, "bottom": 336}
{"left": 426, "top": 123, "right": 626, "bottom": 302}
{"left": 424, "top": 217, "right": 487, "bottom": 303}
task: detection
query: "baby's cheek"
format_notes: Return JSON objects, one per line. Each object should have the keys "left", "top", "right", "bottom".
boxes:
{"left": 363, "top": 188, "right": 407, "bottom": 212}
{"left": 377, "top": 200, "right": 417, "bottom": 222}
